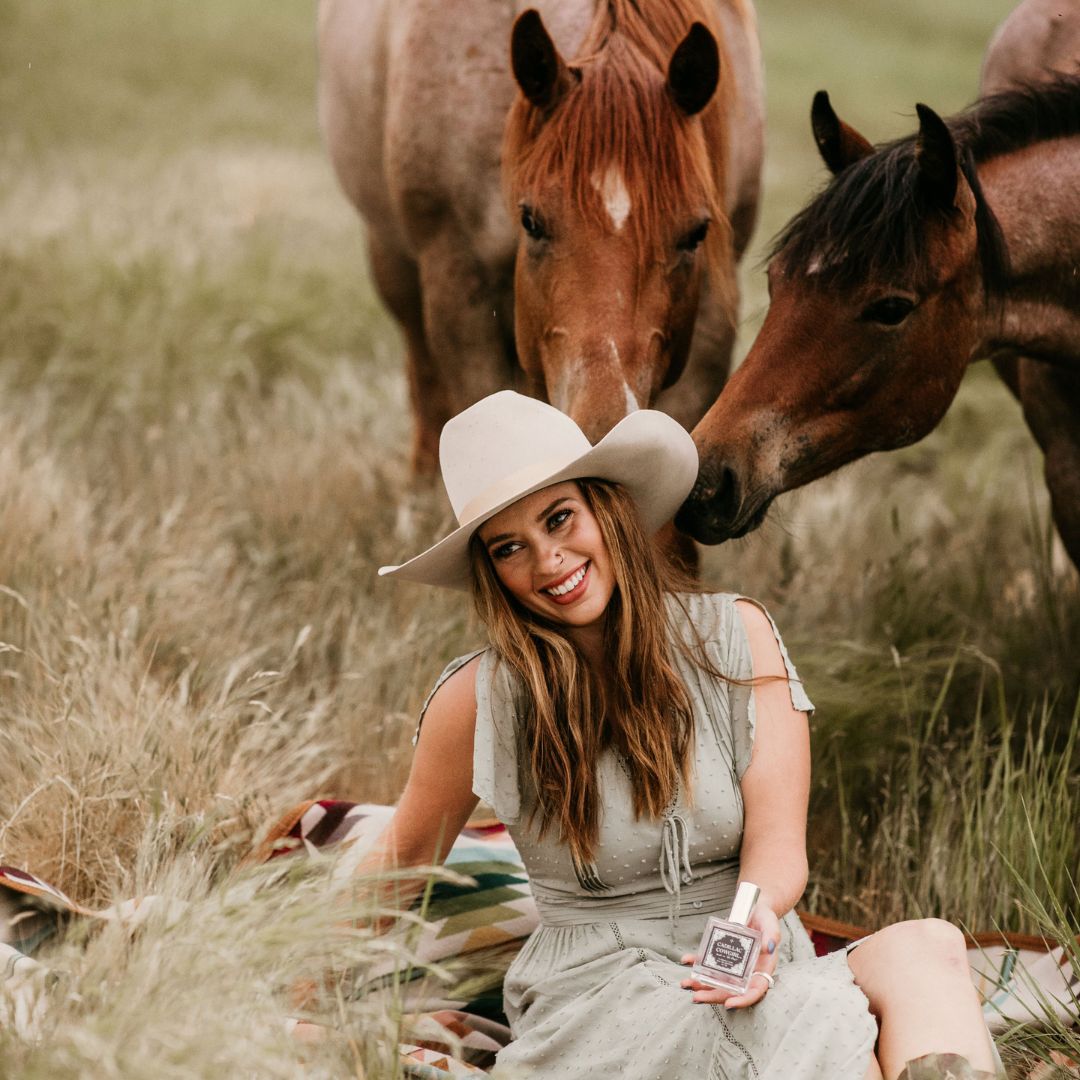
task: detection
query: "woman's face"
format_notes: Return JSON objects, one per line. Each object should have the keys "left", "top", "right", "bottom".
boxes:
{"left": 476, "top": 481, "right": 616, "bottom": 632}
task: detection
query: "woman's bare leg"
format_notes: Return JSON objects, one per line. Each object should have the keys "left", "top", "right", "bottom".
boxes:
{"left": 847, "top": 919, "right": 997, "bottom": 1079}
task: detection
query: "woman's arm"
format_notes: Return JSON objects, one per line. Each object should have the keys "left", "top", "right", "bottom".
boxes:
{"left": 682, "top": 599, "right": 811, "bottom": 1008}
{"left": 341, "top": 656, "right": 482, "bottom": 907}
{"left": 734, "top": 598, "right": 811, "bottom": 926}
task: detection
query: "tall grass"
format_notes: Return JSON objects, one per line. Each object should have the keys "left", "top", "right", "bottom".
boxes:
{"left": 805, "top": 662, "right": 1080, "bottom": 932}
{"left": 0, "top": 825, "right": 436, "bottom": 1079}
{"left": 1, "top": 0, "right": 1076, "bottom": 1073}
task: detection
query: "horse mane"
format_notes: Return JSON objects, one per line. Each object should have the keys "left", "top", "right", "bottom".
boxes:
{"left": 503, "top": 0, "right": 736, "bottom": 305}
{"left": 772, "top": 73, "right": 1080, "bottom": 297}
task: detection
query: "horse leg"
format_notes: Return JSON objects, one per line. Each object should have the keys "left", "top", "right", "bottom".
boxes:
{"left": 417, "top": 230, "right": 516, "bottom": 417}
{"left": 653, "top": 278, "right": 735, "bottom": 430}
{"left": 366, "top": 232, "right": 449, "bottom": 476}
{"left": 1017, "top": 357, "right": 1080, "bottom": 570}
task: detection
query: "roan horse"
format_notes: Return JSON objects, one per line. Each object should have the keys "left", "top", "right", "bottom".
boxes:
{"left": 677, "top": 73, "right": 1080, "bottom": 568}
{"left": 317, "top": 0, "right": 762, "bottom": 472}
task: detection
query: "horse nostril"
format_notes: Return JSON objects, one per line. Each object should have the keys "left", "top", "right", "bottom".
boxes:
{"left": 713, "top": 464, "right": 741, "bottom": 523}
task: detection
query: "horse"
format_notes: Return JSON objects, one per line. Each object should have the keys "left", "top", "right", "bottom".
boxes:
{"left": 676, "top": 74, "right": 1080, "bottom": 570}
{"left": 317, "top": 0, "right": 763, "bottom": 472}
{"left": 981, "top": 0, "right": 1080, "bottom": 97}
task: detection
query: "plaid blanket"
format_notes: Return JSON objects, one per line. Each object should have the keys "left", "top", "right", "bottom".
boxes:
{"left": 3, "top": 801, "right": 1078, "bottom": 1076}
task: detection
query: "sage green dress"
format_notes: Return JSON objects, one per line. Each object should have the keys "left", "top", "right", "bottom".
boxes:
{"left": 421, "top": 592, "right": 877, "bottom": 1079}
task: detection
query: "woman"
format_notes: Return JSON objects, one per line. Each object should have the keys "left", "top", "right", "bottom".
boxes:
{"left": 377, "top": 391, "right": 1003, "bottom": 1080}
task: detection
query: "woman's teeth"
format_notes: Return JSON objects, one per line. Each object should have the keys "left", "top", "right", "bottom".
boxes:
{"left": 544, "top": 564, "right": 587, "bottom": 597}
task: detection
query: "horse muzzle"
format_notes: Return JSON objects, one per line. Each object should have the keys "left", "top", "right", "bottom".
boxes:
{"left": 675, "top": 462, "right": 773, "bottom": 544}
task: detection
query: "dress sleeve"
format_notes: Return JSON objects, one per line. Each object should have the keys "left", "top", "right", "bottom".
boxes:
{"left": 414, "top": 647, "right": 524, "bottom": 826}
{"left": 722, "top": 595, "right": 814, "bottom": 778}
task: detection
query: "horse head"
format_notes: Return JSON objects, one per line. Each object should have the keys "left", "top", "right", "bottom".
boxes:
{"left": 504, "top": 8, "right": 734, "bottom": 441}
{"left": 678, "top": 93, "right": 995, "bottom": 543}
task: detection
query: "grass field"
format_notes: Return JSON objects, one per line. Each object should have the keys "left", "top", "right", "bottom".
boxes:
{"left": 1, "top": 0, "right": 1077, "bottom": 1075}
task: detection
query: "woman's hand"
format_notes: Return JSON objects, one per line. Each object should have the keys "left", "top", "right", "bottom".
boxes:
{"left": 679, "top": 905, "right": 782, "bottom": 1009}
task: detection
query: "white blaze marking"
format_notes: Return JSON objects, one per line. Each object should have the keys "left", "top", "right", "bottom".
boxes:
{"left": 592, "top": 167, "right": 632, "bottom": 232}
{"left": 608, "top": 339, "right": 639, "bottom": 413}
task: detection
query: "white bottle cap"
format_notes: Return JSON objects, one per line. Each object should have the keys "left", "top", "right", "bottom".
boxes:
{"left": 727, "top": 881, "right": 760, "bottom": 926}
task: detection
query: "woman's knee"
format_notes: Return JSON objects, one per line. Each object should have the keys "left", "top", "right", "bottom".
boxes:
{"left": 868, "top": 918, "right": 966, "bottom": 965}
{"left": 898, "top": 918, "right": 969, "bottom": 971}
{"left": 849, "top": 919, "right": 970, "bottom": 1011}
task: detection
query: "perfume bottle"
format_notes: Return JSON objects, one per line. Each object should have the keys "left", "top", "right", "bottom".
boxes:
{"left": 691, "top": 881, "right": 762, "bottom": 993}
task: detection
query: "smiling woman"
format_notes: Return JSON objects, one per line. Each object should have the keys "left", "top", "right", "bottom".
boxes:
{"left": 476, "top": 483, "right": 616, "bottom": 622}
{"left": 375, "top": 391, "right": 1005, "bottom": 1080}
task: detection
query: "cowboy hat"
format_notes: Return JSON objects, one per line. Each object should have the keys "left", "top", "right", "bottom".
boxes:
{"left": 379, "top": 391, "right": 699, "bottom": 590}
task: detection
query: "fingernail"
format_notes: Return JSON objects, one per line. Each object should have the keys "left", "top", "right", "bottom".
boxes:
{"left": 767, "top": 941, "right": 776, "bottom": 955}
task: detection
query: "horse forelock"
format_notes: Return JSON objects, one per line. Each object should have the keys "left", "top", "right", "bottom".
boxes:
{"left": 772, "top": 76, "right": 1080, "bottom": 297}
{"left": 503, "top": 1, "right": 735, "bottom": 301}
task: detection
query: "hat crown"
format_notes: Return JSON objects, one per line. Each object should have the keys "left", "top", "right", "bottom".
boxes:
{"left": 440, "top": 391, "right": 592, "bottom": 523}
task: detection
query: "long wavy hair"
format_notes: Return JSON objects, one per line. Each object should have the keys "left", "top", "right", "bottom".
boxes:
{"left": 468, "top": 478, "right": 709, "bottom": 866}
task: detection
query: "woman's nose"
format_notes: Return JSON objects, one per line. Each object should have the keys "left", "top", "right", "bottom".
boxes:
{"left": 535, "top": 541, "right": 565, "bottom": 576}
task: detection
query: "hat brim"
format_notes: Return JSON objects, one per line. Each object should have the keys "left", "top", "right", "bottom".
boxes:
{"left": 378, "top": 409, "right": 699, "bottom": 590}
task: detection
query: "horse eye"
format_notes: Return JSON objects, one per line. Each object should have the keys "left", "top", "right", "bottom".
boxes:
{"left": 859, "top": 296, "right": 916, "bottom": 325}
{"left": 520, "top": 206, "right": 548, "bottom": 241}
{"left": 677, "top": 221, "right": 709, "bottom": 253}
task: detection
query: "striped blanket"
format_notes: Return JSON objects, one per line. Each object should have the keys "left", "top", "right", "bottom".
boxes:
{"left": 3, "top": 801, "right": 1078, "bottom": 1076}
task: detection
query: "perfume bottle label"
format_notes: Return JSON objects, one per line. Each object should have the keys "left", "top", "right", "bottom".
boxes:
{"left": 703, "top": 926, "right": 755, "bottom": 979}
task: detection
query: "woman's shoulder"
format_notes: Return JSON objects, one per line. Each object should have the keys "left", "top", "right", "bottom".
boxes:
{"left": 414, "top": 648, "right": 488, "bottom": 745}
{"left": 666, "top": 589, "right": 748, "bottom": 636}
{"left": 415, "top": 647, "right": 524, "bottom": 744}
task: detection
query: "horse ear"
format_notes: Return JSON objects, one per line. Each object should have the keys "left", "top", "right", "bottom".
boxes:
{"left": 914, "top": 103, "right": 960, "bottom": 207}
{"left": 667, "top": 22, "right": 720, "bottom": 116}
{"left": 810, "top": 91, "right": 873, "bottom": 174}
{"left": 511, "top": 9, "right": 577, "bottom": 111}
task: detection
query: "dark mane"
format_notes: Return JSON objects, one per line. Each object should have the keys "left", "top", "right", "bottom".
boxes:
{"left": 772, "top": 74, "right": 1080, "bottom": 295}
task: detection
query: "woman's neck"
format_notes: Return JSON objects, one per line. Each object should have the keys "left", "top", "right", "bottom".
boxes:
{"left": 566, "top": 621, "right": 606, "bottom": 670}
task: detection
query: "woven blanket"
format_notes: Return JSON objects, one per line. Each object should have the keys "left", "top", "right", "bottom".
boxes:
{"left": 3, "top": 800, "right": 1078, "bottom": 1076}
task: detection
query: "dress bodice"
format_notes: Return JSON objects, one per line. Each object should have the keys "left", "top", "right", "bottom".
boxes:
{"left": 416, "top": 592, "right": 814, "bottom": 930}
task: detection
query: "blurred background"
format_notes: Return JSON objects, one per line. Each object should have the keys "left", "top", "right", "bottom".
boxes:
{"left": 1, "top": 0, "right": 1077, "bottom": 1072}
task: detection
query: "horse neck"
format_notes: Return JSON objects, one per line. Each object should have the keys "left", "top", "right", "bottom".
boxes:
{"left": 977, "top": 136, "right": 1080, "bottom": 371}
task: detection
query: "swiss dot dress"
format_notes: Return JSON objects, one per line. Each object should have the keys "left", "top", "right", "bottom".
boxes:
{"left": 419, "top": 592, "right": 877, "bottom": 1079}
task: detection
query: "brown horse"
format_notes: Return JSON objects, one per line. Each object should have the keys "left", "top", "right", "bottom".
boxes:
{"left": 981, "top": 0, "right": 1080, "bottom": 96}
{"left": 677, "top": 74, "right": 1080, "bottom": 569}
{"left": 318, "top": 0, "right": 762, "bottom": 472}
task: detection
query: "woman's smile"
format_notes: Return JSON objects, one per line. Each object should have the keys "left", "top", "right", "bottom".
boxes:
{"left": 540, "top": 560, "right": 590, "bottom": 602}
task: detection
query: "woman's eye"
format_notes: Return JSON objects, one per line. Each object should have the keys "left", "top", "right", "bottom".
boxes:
{"left": 677, "top": 221, "right": 709, "bottom": 253}
{"left": 548, "top": 509, "right": 572, "bottom": 530}
{"left": 520, "top": 205, "right": 548, "bottom": 241}
{"left": 491, "top": 542, "right": 521, "bottom": 561}
{"left": 859, "top": 296, "right": 916, "bottom": 325}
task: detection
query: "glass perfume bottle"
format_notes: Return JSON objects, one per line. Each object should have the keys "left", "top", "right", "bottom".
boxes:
{"left": 691, "top": 881, "right": 762, "bottom": 993}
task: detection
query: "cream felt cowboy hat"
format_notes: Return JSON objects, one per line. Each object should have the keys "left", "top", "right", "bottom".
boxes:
{"left": 379, "top": 391, "right": 699, "bottom": 590}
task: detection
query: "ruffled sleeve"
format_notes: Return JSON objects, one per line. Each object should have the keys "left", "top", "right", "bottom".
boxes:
{"left": 671, "top": 592, "right": 813, "bottom": 780}
{"left": 721, "top": 594, "right": 814, "bottom": 778}
{"left": 414, "top": 647, "right": 525, "bottom": 826}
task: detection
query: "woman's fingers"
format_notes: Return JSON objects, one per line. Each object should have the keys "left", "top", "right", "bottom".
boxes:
{"left": 751, "top": 905, "right": 783, "bottom": 957}
{"left": 721, "top": 979, "right": 768, "bottom": 1009}
{"left": 679, "top": 976, "right": 735, "bottom": 1004}
{"left": 679, "top": 952, "right": 698, "bottom": 966}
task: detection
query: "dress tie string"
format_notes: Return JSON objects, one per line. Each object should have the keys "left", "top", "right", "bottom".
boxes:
{"left": 659, "top": 806, "right": 694, "bottom": 934}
